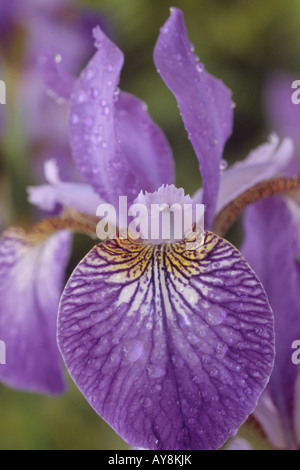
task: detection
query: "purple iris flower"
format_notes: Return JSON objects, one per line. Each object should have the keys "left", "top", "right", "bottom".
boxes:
{"left": 240, "top": 73, "right": 300, "bottom": 449}
{"left": 2, "top": 7, "right": 292, "bottom": 449}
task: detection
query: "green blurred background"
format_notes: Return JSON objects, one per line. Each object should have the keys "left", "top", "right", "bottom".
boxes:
{"left": 0, "top": 0, "right": 300, "bottom": 449}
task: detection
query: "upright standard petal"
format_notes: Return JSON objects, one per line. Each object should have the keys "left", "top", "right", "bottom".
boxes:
{"left": 0, "top": 227, "right": 71, "bottom": 394}
{"left": 242, "top": 196, "right": 300, "bottom": 449}
{"left": 70, "top": 27, "right": 174, "bottom": 206}
{"left": 58, "top": 233, "right": 274, "bottom": 450}
{"left": 154, "top": 8, "right": 233, "bottom": 229}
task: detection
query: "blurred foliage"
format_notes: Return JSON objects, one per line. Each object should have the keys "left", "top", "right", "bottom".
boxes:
{"left": 1, "top": 0, "right": 300, "bottom": 450}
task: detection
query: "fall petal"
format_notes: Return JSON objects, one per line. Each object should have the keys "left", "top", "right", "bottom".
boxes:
{"left": 242, "top": 196, "right": 300, "bottom": 448}
{"left": 58, "top": 233, "right": 274, "bottom": 450}
{"left": 0, "top": 227, "right": 71, "bottom": 394}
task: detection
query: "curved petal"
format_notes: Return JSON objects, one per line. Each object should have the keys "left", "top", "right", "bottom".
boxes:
{"left": 242, "top": 196, "right": 300, "bottom": 448}
{"left": 28, "top": 159, "right": 103, "bottom": 216}
{"left": 0, "top": 227, "right": 71, "bottom": 394}
{"left": 115, "top": 91, "right": 174, "bottom": 193}
{"left": 58, "top": 233, "right": 274, "bottom": 450}
{"left": 153, "top": 8, "right": 233, "bottom": 229}
{"left": 70, "top": 27, "right": 174, "bottom": 206}
{"left": 28, "top": 183, "right": 103, "bottom": 216}
{"left": 192, "top": 135, "right": 293, "bottom": 210}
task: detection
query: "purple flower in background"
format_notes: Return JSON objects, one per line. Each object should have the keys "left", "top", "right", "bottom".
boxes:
{"left": 240, "top": 73, "right": 300, "bottom": 449}
{"left": 0, "top": 0, "right": 110, "bottom": 179}
{"left": 3, "top": 7, "right": 296, "bottom": 449}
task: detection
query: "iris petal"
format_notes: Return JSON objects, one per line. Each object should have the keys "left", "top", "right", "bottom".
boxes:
{"left": 58, "top": 233, "right": 274, "bottom": 450}
{"left": 0, "top": 227, "right": 71, "bottom": 394}
{"left": 193, "top": 135, "right": 294, "bottom": 213}
{"left": 70, "top": 27, "right": 174, "bottom": 206}
{"left": 28, "top": 159, "right": 104, "bottom": 216}
{"left": 242, "top": 196, "right": 300, "bottom": 449}
{"left": 153, "top": 8, "right": 233, "bottom": 229}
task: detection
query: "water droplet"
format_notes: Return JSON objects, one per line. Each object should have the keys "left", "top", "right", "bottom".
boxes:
{"left": 86, "top": 69, "right": 95, "bottom": 81}
{"left": 147, "top": 365, "right": 165, "bottom": 379}
{"left": 196, "top": 63, "right": 203, "bottom": 73}
{"left": 171, "top": 355, "right": 184, "bottom": 368}
{"left": 192, "top": 376, "right": 201, "bottom": 384}
{"left": 54, "top": 54, "right": 62, "bottom": 63}
{"left": 205, "top": 305, "right": 227, "bottom": 325}
{"left": 210, "top": 368, "right": 219, "bottom": 377}
{"left": 141, "top": 396, "right": 152, "bottom": 408}
{"left": 216, "top": 342, "right": 228, "bottom": 359}
{"left": 121, "top": 339, "right": 143, "bottom": 362}
{"left": 91, "top": 88, "right": 99, "bottom": 99}
{"left": 220, "top": 159, "right": 228, "bottom": 171}
{"left": 110, "top": 352, "right": 120, "bottom": 364}
{"left": 77, "top": 92, "right": 88, "bottom": 104}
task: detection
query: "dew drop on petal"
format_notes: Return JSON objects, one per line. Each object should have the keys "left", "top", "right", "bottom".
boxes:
{"left": 147, "top": 364, "right": 165, "bottom": 379}
{"left": 220, "top": 159, "right": 228, "bottom": 171}
{"left": 141, "top": 396, "right": 152, "bottom": 408}
{"left": 54, "top": 54, "right": 62, "bottom": 63}
{"left": 205, "top": 305, "right": 227, "bottom": 326}
{"left": 121, "top": 339, "right": 143, "bottom": 362}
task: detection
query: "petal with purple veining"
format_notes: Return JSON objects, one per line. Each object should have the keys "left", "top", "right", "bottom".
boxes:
{"left": 58, "top": 232, "right": 274, "bottom": 450}
{"left": 0, "top": 227, "right": 71, "bottom": 394}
